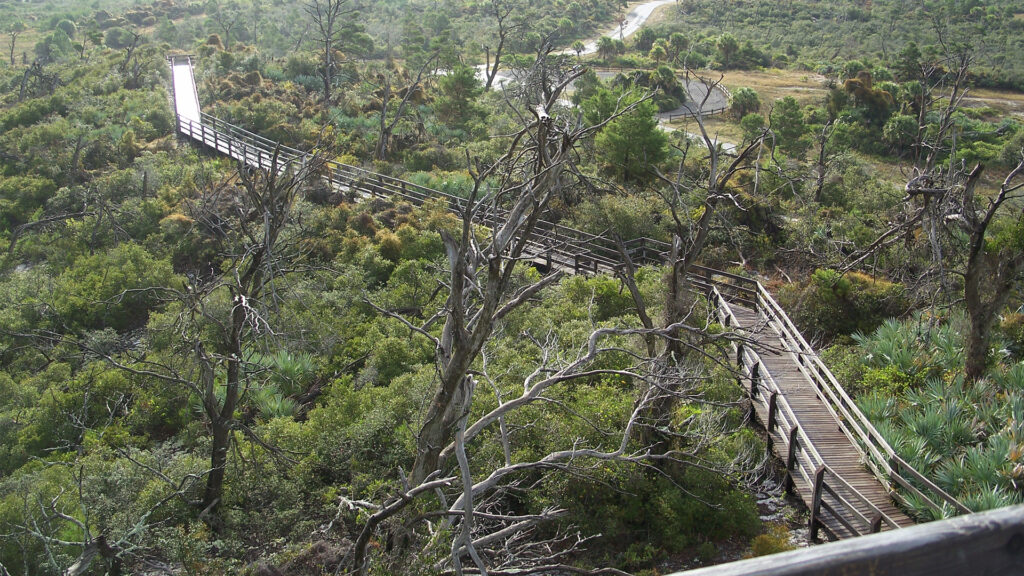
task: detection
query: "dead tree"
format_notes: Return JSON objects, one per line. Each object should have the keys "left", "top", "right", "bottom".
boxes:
{"left": 601, "top": 73, "right": 772, "bottom": 452}
{"left": 7, "top": 21, "right": 26, "bottom": 67}
{"left": 18, "top": 458, "right": 209, "bottom": 576}
{"left": 656, "top": 73, "right": 770, "bottom": 358}
{"left": 370, "top": 55, "right": 437, "bottom": 161}
{"left": 482, "top": 0, "right": 525, "bottom": 90}
{"left": 365, "top": 52, "right": 642, "bottom": 484}
{"left": 343, "top": 57, "right": 763, "bottom": 576}
{"left": 304, "top": 0, "right": 359, "bottom": 105}
{"left": 900, "top": 157, "right": 1024, "bottom": 381}
{"left": 404, "top": 60, "right": 588, "bottom": 485}
{"left": 83, "top": 150, "right": 325, "bottom": 529}
{"left": 338, "top": 317, "right": 761, "bottom": 574}
{"left": 208, "top": 0, "right": 244, "bottom": 50}
{"left": 844, "top": 45, "right": 1024, "bottom": 381}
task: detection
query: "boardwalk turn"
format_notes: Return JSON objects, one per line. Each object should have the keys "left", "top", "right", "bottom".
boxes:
{"left": 166, "top": 55, "right": 969, "bottom": 542}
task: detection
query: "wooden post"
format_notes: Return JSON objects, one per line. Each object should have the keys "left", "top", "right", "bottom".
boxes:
{"left": 735, "top": 343, "right": 745, "bottom": 389}
{"left": 751, "top": 362, "right": 761, "bottom": 396}
{"left": 786, "top": 425, "right": 800, "bottom": 471}
{"left": 546, "top": 250, "right": 552, "bottom": 270}
{"left": 809, "top": 465, "right": 826, "bottom": 543}
{"left": 767, "top": 392, "right": 778, "bottom": 432}
{"left": 574, "top": 255, "right": 580, "bottom": 274}
{"left": 871, "top": 513, "right": 883, "bottom": 534}
{"left": 783, "top": 425, "right": 800, "bottom": 494}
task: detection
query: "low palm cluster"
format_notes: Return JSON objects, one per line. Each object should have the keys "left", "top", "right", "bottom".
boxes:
{"left": 854, "top": 313, "right": 1024, "bottom": 519}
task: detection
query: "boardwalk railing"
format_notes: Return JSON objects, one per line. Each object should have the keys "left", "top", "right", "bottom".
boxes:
{"left": 672, "top": 504, "right": 1024, "bottom": 576}
{"left": 168, "top": 56, "right": 969, "bottom": 535}
{"left": 661, "top": 106, "right": 728, "bottom": 122}
{"left": 178, "top": 109, "right": 644, "bottom": 277}
{"left": 710, "top": 284, "right": 902, "bottom": 540}
{"left": 696, "top": 272, "right": 970, "bottom": 537}
{"left": 756, "top": 284, "right": 971, "bottom": 520}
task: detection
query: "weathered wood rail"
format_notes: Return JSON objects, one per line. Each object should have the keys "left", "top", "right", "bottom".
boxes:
{"left": 671, "top": 504, "right": 1024, "bottom": 576}
{"left": 167, "top": 55, "right": 972, "bottom": 543}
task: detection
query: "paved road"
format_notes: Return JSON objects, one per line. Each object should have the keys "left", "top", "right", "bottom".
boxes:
{"left": 477, "top": 0, "right": 676, "bottom": 87}
{"left": 568, "top": 0, "right": 677, "bottom": 56}
{"left": 657, "top": 78, "right": 730, "bottom": 118}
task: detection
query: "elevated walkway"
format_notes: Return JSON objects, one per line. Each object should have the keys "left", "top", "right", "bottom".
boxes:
{"left": 166, "top": 56, "right": 970, "bottom": 541}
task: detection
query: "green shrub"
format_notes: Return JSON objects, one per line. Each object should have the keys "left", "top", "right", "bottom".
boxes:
{"left": 749, "top": 524, "right": 794, "bottom": 557}
{"left": 1000, "top": 313, "right": 1024, "bottom": 359}
{"left": 782, "top": 269, "right": 908, "bottom": 341}
{"left": 52, "top": 243, "right": 178, "bottom": 331}
{"left": 697, "top": 541, "right": 718, "bottom": 563}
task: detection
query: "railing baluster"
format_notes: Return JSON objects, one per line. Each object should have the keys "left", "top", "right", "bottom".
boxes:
{"left": 810, "top": 466, "right": 826, "bottom": 542}
{"left": 870, "top": 513, "right": 883, "bottom": 534}
{"left": 784, "top": 424, "right": 801, "bottom": 495}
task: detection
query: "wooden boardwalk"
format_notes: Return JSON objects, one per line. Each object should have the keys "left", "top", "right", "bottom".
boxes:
{"left": 731, "top": 305, "right": 913, "bottom": 539}
{"left": 166, "top": 55, "right": 971, "bottom": 542}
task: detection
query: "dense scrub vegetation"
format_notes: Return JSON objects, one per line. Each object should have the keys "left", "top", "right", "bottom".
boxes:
{"left": 648, "top": 0, "right": 1024, "bottom": 91}
{"left": 0, "top": 0, "right": 1023, "bottom": 574}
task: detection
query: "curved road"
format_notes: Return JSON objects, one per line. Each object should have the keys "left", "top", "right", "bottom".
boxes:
{"left": 478, "top": 0, "right": 676, "bottom": 87}
{"left": 569, "top": 0, "right": 677, "bottom": 56}
{"left": 472, "top": 0, "right": 732, "bottom": 146}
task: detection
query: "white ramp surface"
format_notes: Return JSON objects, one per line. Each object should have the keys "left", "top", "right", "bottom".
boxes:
{"left": 172, "top": 60, "right": 201, "bottom": 123}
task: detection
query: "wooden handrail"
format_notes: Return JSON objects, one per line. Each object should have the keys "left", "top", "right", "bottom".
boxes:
{"left": 671, "top": 504, "right": 1024, "bottom": 576}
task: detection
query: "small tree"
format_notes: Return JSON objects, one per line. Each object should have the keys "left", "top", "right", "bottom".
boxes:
{"left": 731, "top": 86, "right": 760, "bottom": 119}
{"left": 92, "top": 150, "right": 325, "bottom": 529}
{"left": 770, "top": 95, "right": 810, "bottom": 158}
{"left": 649, "top": 43, "right": 667, "bottom": 65}
{"left": 597, "top": 35, "right": 616, "bottom": 61}
{"left": 592, "top": 92, "right": 668, "bottom": 182}
{"left": 7, "top": 21, "right": 27, "bottom": 66}
{"left": 572, "top": 39, "right": 585, "bottom": 59}
{"left": 435, "top": 64, "right": 483, "bottom": 129}
{"left": 740, "top": 112, "right": 766, "bottom": 143}
{"left": 482, "top": 0, "right": 526, "bottom": 90}
{"left": 304, "top": 0, "right": 365, "bottom": 105}
{"left": 716, "top": 33, "right": 739, "bottom": 68}
{"left": 668, "top": 32, "right": 689, "bottom": 64}
{"left": 369, "top": 54, "right": 437, "bottom": 160}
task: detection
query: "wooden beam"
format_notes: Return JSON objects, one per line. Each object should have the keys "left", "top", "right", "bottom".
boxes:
{"left": 670, "top": 505, "right": 1024, "bottom": 576}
